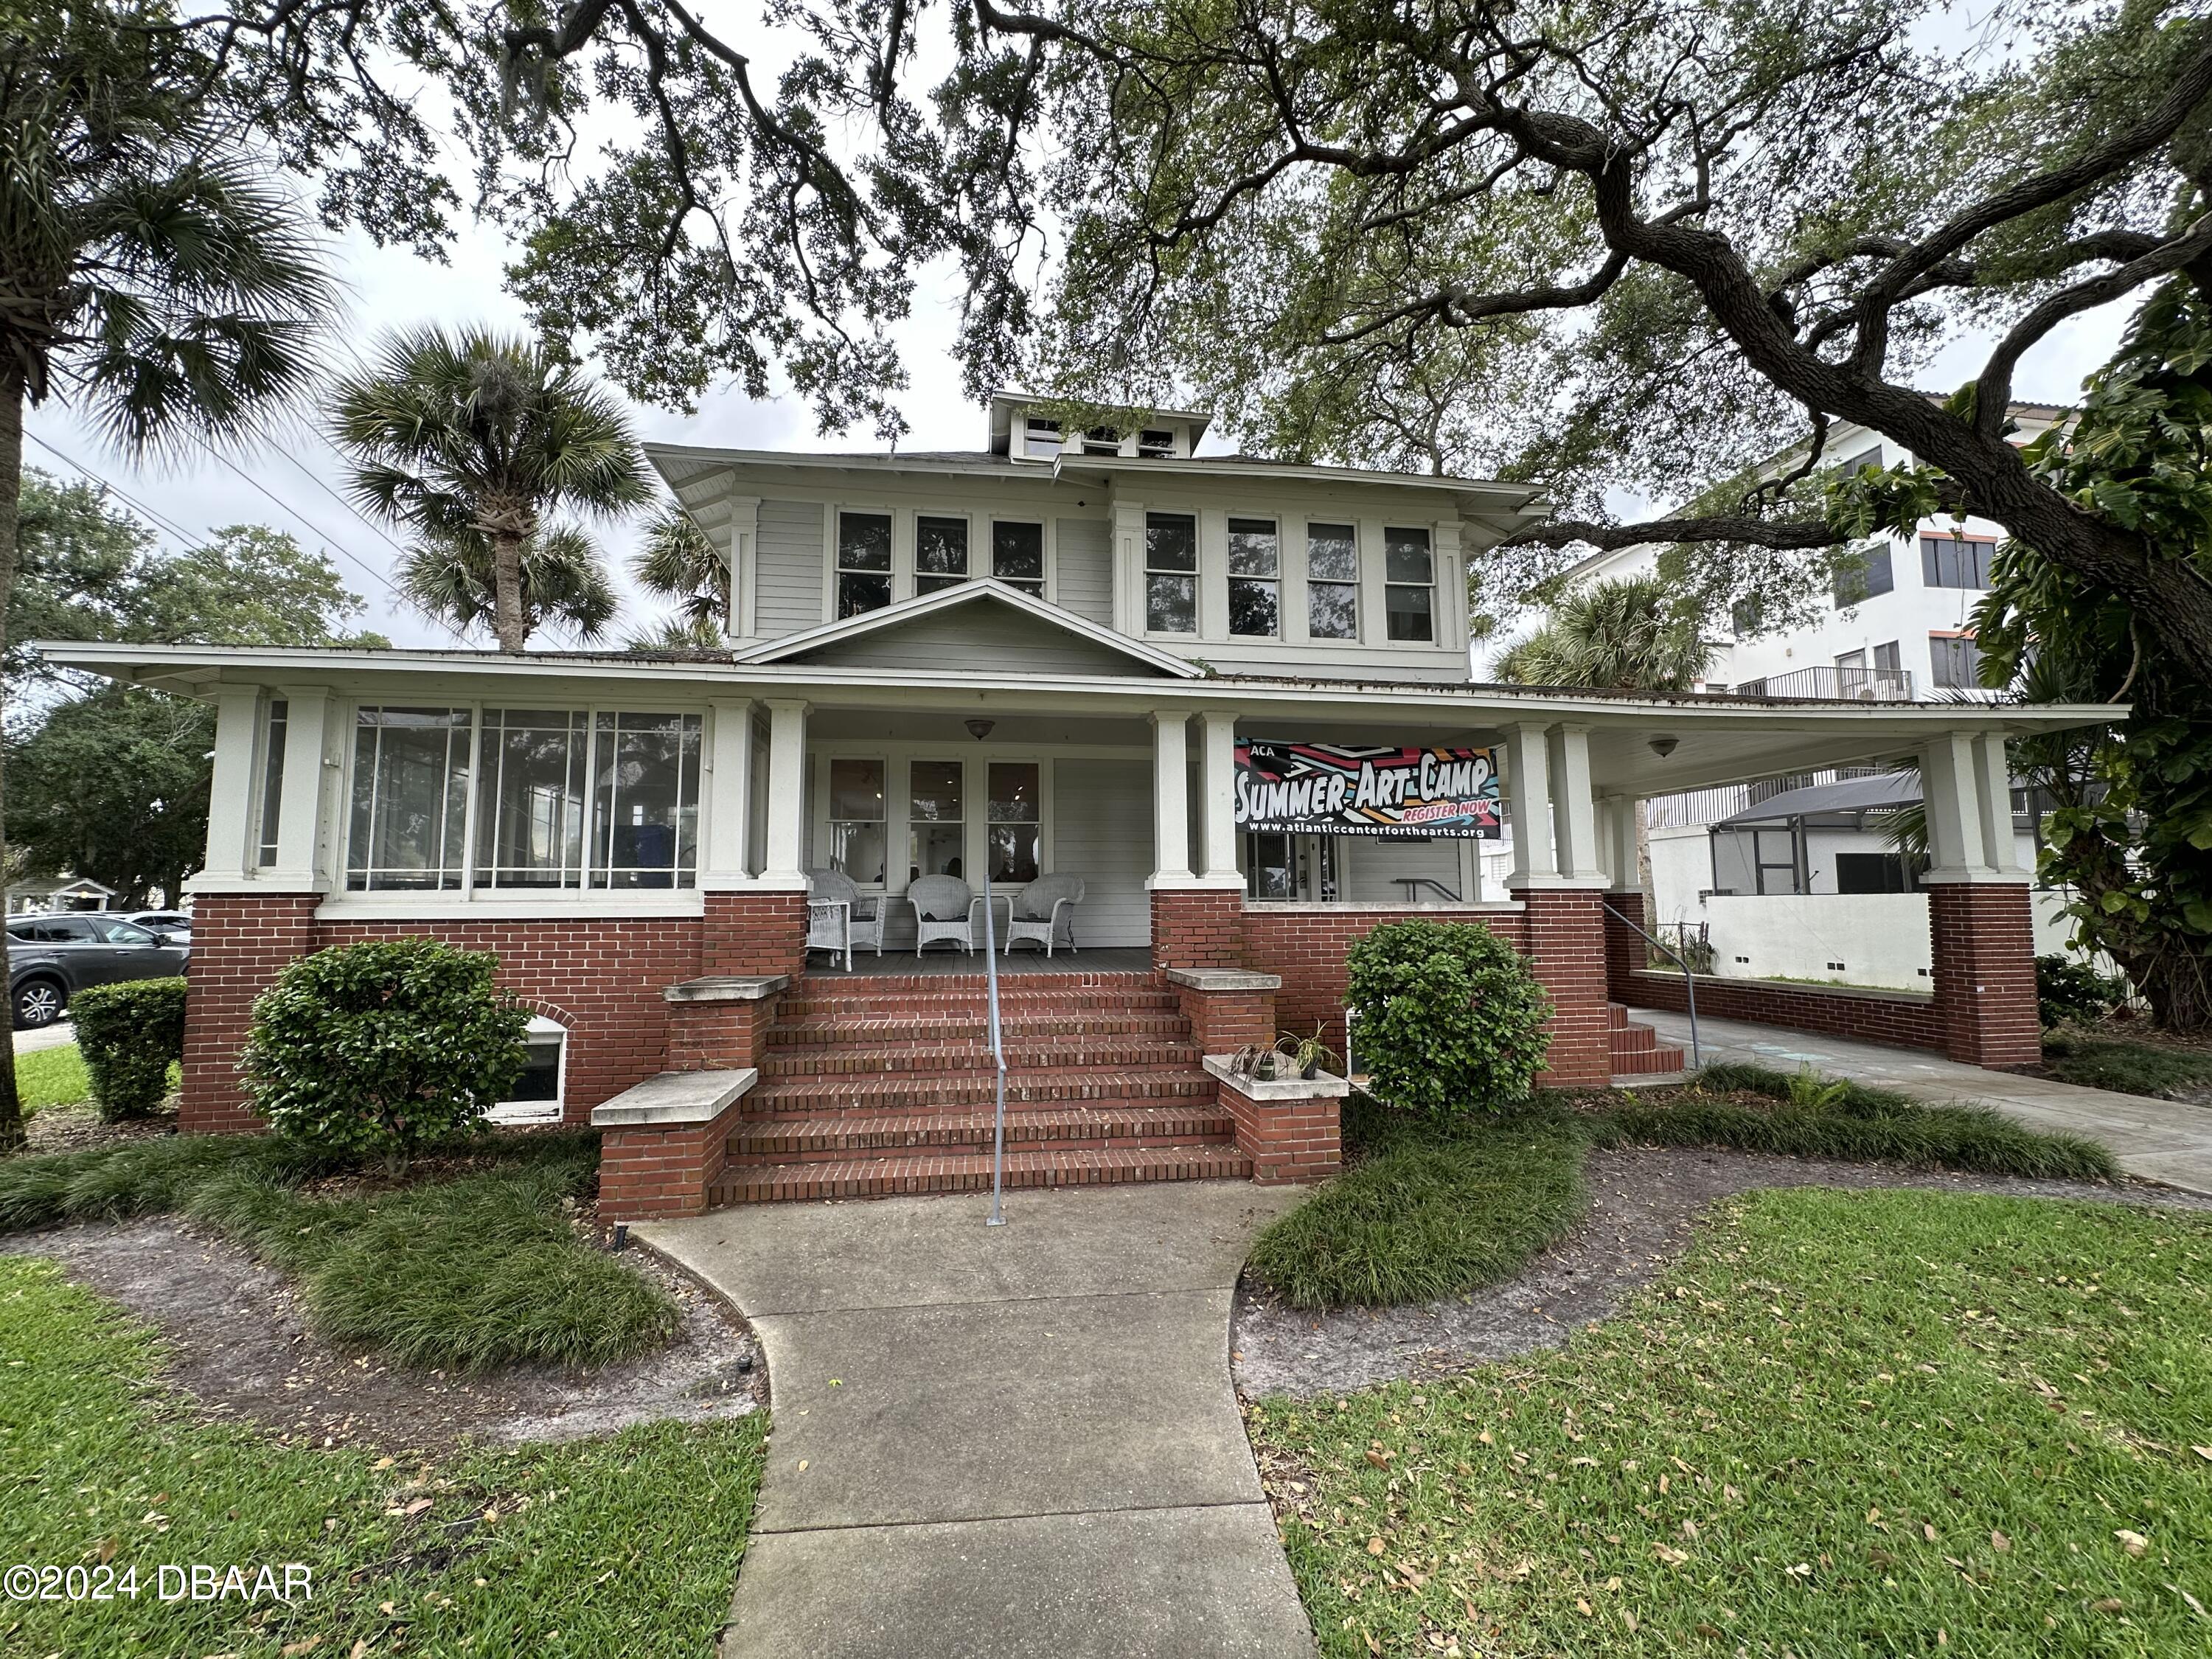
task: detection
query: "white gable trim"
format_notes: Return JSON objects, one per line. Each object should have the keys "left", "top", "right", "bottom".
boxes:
{"left": 725, "top": 579, "right": 1206, "bottom": 678}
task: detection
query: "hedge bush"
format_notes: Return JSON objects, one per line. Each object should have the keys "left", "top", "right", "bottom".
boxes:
{"left": 2036, "top": 953, "right": 2126, "bottom": 1028}
{"left": 69, "top": 978, "right": 187, "bottom": 1120}
{"left": 1346, "top": 919, "right": 1552, "bottom": 1116}
{"left": 241, "top": 938, "right": 529, "bottom": 1169}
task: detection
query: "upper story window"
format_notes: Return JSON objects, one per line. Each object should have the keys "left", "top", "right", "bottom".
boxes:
{"left": 917, "top": 515, "right": 969, "bottom": 595}
{"left": 1081, "top": 425, "right": 1121, "bottom": 456}
{"left": 1306, "top": 523, "right": 1358, "bottom": 640}
{"left": 1834, "top": 445, "right": 1883, "bottom": 476}
{"left": 1921, "top": 535, "right": 1994, "bottom": 590}
{"left": 1137, "top": 428, "right": 1176, "bottom": 458}
{"left": 347, "top": 705, "right": 700, "bottom": 894}
{"left": 837, "top": 511, "right": 893, "bottom": 616}
{"left": 1833, "top": 543, "right": 1894, "bottom": 606}
{"left": 992, "top": 521, "right": 1045, "bottom": 596}
{"left": 1228, "top": 518, "right": 1280, "bottom": 637}
{"left": 1022, "top": 416, "right": 1063, "bottom": 459}
{"left": 1145, "top": 512, "right": 1199, "bottom": 633}
{"left": 1930, "top": 632, "right": 1983, "bottom": 689}
{"left": 1383, "top": 526, "right": 1435, "bottom": 642}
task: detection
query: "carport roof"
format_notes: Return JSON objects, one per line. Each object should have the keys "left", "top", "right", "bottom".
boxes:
{"left": 1717, "top": 772, "right": 1924, "bottom": 824}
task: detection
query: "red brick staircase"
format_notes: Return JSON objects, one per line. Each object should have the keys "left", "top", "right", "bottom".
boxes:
{"left": 711, "top": 970, "right": 1251, "bottom": 1203}
{"left": 1610, "top": 1002, "right": 1687, "bottom": 1077}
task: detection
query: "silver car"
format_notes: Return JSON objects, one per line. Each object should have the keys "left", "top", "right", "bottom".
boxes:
{"left": 6, "top": 912, "right": 191, "bottom": 1029}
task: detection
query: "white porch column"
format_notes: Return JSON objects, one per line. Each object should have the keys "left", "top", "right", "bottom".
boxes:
{"left": 1147, "top": 712, "right": 1195, "bottom": 885}
{"left": 703, "top": 698, "right": 755, "bottom": 886}
{"left": 1199, "top": 710, "right": 1239, "bottom": 881}
{"left": 1972, "top": 730, "right": 2024, "bottom": 877}
{"left": 1597, "top": 796, "right": 1640, "bottom": 893}
{"left": 200, "top": 688, "right": 262, "bottom": 884}
{"left": 267, "top": 686, "right": 332, "bottom": 888}
{"left": 1546, "top": 723, "right": 1604, "bottom": 882}
{"left": 1918, "top": 730, "right": 1988, "bottom": 879}
{"left": 1503, "top": 721, "right": 1557, "bottom": 887}
{"left": 761, "top": 698, "right": 810, "bottom": 886}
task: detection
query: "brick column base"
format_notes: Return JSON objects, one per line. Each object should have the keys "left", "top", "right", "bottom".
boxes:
{"left": 703, "top": 889, "right": 809, "bottom": 978}
{"left": 1514, "top": 886, "right": 1613, "bottom": 1089}
{"left": 664, "top": 976, "right": 788, "bottom": 1071}
{"left": 178, "top": 891, "right": 322, "bottom": 1134}
{"left": 1929, "top": 881, "right": 2042, "bottom": 1068}
{"left": 597, "top": 1102, "right": 744, "bottom": 1220}
{"left": 1150, "top": 886, "right": 1246, "bottom": 970}
{"left": 1601, "top": 891, "right": 1646, "bottom": 1006}
{"left": 1204, "top": 1058, "right": 1346, "bottom": 1184}
{"left": 1166, "top": 967, "right": 1279, "bottom": 1051}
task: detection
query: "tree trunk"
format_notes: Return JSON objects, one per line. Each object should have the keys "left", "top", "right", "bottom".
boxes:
{"left": 491, "top": 527, "right": 528, "bottom": 653}
{"left": 0, "top": 372, "right": 28, "bottom": 1152}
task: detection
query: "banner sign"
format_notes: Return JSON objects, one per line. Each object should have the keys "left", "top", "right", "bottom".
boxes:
{"left": 1235, "top": 741, "right": 1502, "bottom": 839}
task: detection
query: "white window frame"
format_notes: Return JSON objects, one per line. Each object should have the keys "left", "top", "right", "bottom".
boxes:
{"left": 335, "top": 700, "right": 709, "bottom": 908}
{"left": 1303, "top": 520, "right": 1361, "bottom": 642}
{"left": 987, "top": 516, "right": 1048, "bottom": 597}
{"left": 825, "top": 753, "right": 893, "bottom": 887}
{"left": 1382, "top": 525, "right": 1438, "bottom": 644}
{"left": 914, "top": 511, "right": 973, "bottom": 597}
{"left": 1142, "top": 509, "right": 1202, "bottom": 637}
{"left": 809, "top": 740, "right": 1057, "bottom": 900}
{"left": 1226, "top": 516, "right": 1282, "bottom": 639}
{"left": 490, "top": 1014, "right": 568, "bottom": 1124}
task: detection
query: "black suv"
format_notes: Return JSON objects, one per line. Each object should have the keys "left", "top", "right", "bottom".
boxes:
{"left": 6, "top": 912, "right": 190, "bottom": 1029}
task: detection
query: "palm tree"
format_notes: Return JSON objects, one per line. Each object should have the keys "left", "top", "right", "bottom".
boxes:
{"left": 330, "top": 327, "right": 650, "bottom": 652}
{"left": 1489, "top": 576, "right": 1714, "bottom": 690}
{"left": 0, "top": 7, "right": 333, "bottom": 1150}
{"left": 395, "top": 526, "right": 620, "bottom": 645}
{"left": 630, "top": 504, "right": 729, "bottom": 637}
{"left": 626, "top": 613, "right": 726, "bottom": 653}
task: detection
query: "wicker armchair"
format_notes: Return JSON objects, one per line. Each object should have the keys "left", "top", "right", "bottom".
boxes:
{"left": 805, "top": 867, "right": 883, "bottom": 970}
{"left": 907, "top": 874, "right": 983, "bottom": 955}
{"left": 1005, "top": 874, "right": 1085, "bottom": 957}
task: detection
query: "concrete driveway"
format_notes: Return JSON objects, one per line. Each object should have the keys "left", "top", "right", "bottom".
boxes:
{"left": 13, "top": 1020, "right": 74, "bottom": 1055}
{"left": 1641, "top": 1010, "right": 2212, "bottom": 1196}
{"left": 639, "top": 1180, "right": 1315, "bottom": 1658}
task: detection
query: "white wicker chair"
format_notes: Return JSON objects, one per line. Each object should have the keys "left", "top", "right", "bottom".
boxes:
{"left": 805, "top": 867, "right": 883, "bottom": 970}
{"left": 1005, "top": 874, "right": 1085, "bottom": 957}
{"left": 907, "top": 874, "right": 982, "bottom": 956}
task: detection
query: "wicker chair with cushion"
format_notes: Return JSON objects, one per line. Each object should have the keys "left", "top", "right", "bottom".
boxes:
{"left": 907, "top": 874, "right": 983, "bottom": 956}
{"left": 805, "top": 867, "right": 883, "bottom": 970}
{"left": 1005, "top": 874, "right": 1085, "bottom": 957}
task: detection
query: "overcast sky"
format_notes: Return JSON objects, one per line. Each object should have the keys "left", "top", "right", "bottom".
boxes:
{"left": 22, "top": 28, "right": 2136, "bottom": 651}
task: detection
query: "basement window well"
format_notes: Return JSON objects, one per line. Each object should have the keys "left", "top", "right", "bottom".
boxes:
{"left": 489, "top": 1015, "right": 566, "bottom": 1124}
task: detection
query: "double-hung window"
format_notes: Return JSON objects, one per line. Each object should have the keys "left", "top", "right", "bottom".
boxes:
{"left": 1227, "top": 518, "right": 1280, "bottom": 637}
{"left": 1145, "top": 512, "right": 1199, "bottom": 633}
{"left": 1306, "top": 523, "right": 1358, "bottom": 639}
{"left": 988, "top": 762, "right": 1041, "bottom": 884}
{"left": 1022, "top": 417, "right": 1062, "bottom": 459}
{"left": 1930, "top": 633, "right": 1983, "bottom": 689}
{"left": 1383, "top": 526, "right": 1436, "bottom": 641}
{"left": 829, "top": 758, "right": 888, "bottom": 884}
{"left": 992, "top": 521, "right": 1046, "bottom": 596}
{"left": 1081, "top": 425, "right": 1121, "bottom": 456}
{"left": 1137, "top": 428, "right": 1176, "bottom": 458}
{"left": 909, "top": 760, "right": 964, "bottom": 882}
{"left": 916, "top": 515, "right": 969, "bottom": 595}
{"left": 347, "top": 705, "right": 701, "bottom": 893}
{"left": 1921, "top": 535, "right": 1994, "bottom": 589}
{"left": 836, "top": 511, "right": 893, "bottom": 616}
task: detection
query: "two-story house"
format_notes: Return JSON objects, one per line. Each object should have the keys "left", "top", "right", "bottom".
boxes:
{"left": 46, "top": 393, "right": 2100, "bottom": 1218}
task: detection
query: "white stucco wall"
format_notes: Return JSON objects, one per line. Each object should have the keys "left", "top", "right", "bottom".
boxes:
{"left": 1669, "top": 888, "right": 2077, "bottom": 990}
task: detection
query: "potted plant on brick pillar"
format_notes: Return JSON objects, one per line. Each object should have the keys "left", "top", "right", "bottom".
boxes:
{"left": 1276, "top": 1025, "right": 1340, "bottom": 1081}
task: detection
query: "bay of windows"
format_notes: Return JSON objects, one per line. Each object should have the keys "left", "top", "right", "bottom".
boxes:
{"left": 347, "top": 705, "right": 701, "bottom": 892}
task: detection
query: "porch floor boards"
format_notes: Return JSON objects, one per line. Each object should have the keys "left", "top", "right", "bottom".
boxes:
{"left": 719, "top": 963, "right": 1245, "bottom": 1205}
{"left": 801, "top": 945, "right": 1156, "bottom": 977}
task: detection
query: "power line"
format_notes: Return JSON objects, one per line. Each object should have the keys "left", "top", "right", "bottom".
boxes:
{"left": 279, "top": 435, "right": 417, "bottom": 560}
{"left": 190, "top": 440, "right": 408, "bottom": 603}
{"left": 22, "top": 431, "right": 213, "bottom": 553}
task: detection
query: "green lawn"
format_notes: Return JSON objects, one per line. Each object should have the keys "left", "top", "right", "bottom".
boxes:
{"left": 15, "top": 1043, "right": 90, "bottom": 1113}
{"left": 0, "top": 1257, "right": 766, "bottom": 1657}
{"left": 1251, "top": 1187, "right": 2212, "bottom": 1658}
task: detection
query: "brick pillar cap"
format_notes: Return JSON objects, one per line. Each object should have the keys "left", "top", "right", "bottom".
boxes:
{"left": 1164, "top": 967, "right": 1282, "bottom": 992}
{"left": 591, "top": 1068, "right": 757, "bottom": 1125}
{"left": 665, "top": 975, "right": 791, "bottom": 1003}
{"left": 1203, "top": 1055, "right": 1352, "bottom": 1099}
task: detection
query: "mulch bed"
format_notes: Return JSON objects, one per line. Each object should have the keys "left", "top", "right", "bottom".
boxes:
{"left": 4, "top": 1217, "right": 765, "bottom": 1453}
{"left": 21, "top": 1102, "right": 178, "bottom": 1156}
{"left": 1231, "top": 1144, "right": 2209, "bottom": 1400}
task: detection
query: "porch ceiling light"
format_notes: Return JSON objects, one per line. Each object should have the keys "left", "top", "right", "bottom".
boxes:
{"left": 1649, "top": 735, "right": 1679, "bottom": 759}
{"left": 967, "top": 718, "right": 995, "bottom": 740}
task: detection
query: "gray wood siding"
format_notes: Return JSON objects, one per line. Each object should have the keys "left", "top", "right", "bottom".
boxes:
{"left": 756, "top": 498, "right": 824, "bottom": 636}
{"left": 1054, "top": 516, "right": 1113, "bottom": 625}
{"left": 793, "top": 603, "right": 1168, "bottom": 678}
{"left": 1050, "top": 757, "right": 1152, "bottom": 947}
{"left": 1346, "top": 837, "right": 1467, "bottom": 902}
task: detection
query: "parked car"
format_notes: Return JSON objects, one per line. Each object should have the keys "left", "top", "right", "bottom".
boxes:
{"left": 124, "top": 910, "right": 192, "bottom": 944}
{"left": 6, "top": 912, "right": 190, "bottom": 1029}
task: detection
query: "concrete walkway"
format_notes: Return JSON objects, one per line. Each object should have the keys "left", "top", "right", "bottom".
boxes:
{"left": 1639, "top": 1009, "right": 2212, "bottom": 1196}
{"left": 639, "top": 1181, "right": 1315, "bottom": 1658}
{"left": 13, "top": 1020, "right": 74, "bottom": 1055}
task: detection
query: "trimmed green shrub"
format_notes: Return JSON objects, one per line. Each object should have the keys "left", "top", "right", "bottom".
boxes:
{"left": 241, "top": 938, "right": 530, "bottom": 1168}
{"left": 2037, "top": 953, "right": 2126, "bottom": 1028}
{"left": 1346, "top": 919, "right": 1551, "bottom": 1116}
{"left": 69, "top": 977, "right": 187, "bottom": 1120}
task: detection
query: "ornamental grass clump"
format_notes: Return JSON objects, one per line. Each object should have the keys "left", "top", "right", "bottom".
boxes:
{"left": 1346, "top": 919, "right": 1551, "bottom": 1116}
{"left": 242, "top": 938, "right": 529, "bottom": 1171}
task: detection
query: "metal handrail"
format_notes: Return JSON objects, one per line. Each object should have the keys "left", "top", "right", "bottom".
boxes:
{"left": 1601, "top": 900, "right": 1702, "bottom": 1069}
{"left": 1391, "top": 877, "right": 1463, "bottom": 903}
{"left": 981, "top": 860, "right": 1008, "bottom": 1226}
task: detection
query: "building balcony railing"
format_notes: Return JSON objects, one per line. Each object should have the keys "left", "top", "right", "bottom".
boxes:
{"left": 1733, "top": 665, "right": 1917, "bottom": 701}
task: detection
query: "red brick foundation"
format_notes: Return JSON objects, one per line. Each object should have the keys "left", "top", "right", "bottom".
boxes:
{"left": 703, "top": 889, "right": 810, "bottom": 977}
{"left": 1514, "top": 888, "right": 1613, "bottom": 1088}
{"left": 1929, "top": 882, "right": 2042, "bottom": 1068}
{"left": 1627, "top": 968, "right": 1941, "bottom": 1049}
{"left": 598, "top": 1093, "right": 746, "bottom": 1219}
{"left": 178, "top": 891, "right": 321, "bottom": 1134}
{"left": 1150, "top": 886, "right": 1246, "bottom": 970}
{"left": 665, "top": 979, "right": 786, "bottom": 1071}
{"left": 1167, "top": 968, "right": 1279, "bottom": 1052}
{"left": 1241, "top": 904, "right": 1533, "bottom": 1054}
{"left": 1211, "top": 1068, "right": 1346, "bottom": 1184}
{"left": 1601, "top": 891, "right": 1647, "bottom": 1005}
